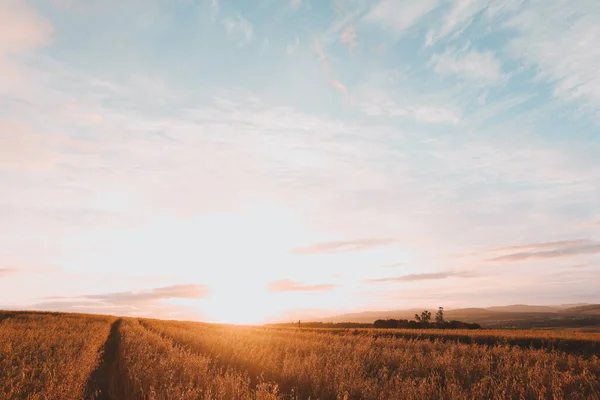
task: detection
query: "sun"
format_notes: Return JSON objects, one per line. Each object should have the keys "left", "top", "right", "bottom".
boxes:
{"left": 204, "top": 288, "right": 277, "bottom": 325}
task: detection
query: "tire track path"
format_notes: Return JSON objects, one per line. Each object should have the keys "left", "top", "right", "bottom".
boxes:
{"left": 85, "top": 318, "right": 122, "bottom": 400}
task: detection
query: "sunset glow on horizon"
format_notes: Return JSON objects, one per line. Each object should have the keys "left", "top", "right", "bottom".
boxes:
{"left": 1, "top": 0, "right": 599, "bottom": 325}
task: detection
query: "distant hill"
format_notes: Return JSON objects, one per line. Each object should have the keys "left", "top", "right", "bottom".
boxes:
{"left": 560, "top": 304, "right": 600, "bottom": 315}
{"left": 487, "top": 305, "right": 560, "bottom": 313}
{"left": 320, "top": 304, "right": 600, "bottom": 329}
{"left": 554, "top": 303, "right": 591, "bottom": 310}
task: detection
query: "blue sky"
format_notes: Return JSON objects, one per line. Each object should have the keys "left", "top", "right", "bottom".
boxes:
{"left": 1, "top": 0, "right": 599, "bottom": 323}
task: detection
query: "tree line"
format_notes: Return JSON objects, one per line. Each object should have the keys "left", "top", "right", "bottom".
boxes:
{"left": 270, "top": 307, "right": 481, "bottom": 330}
{"left": 374, "top": 307, "right": 481, "bottom": 330}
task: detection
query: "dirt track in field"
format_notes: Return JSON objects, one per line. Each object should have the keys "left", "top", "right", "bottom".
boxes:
{"left": 85, "top": 319, "right": 122, "bottom": 400}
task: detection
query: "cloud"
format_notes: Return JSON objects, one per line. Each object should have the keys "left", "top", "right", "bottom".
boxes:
{"left": 491, "top": 240, "right": 593, "bottom": 253}
{"left": 209, "top": 0, "right": 219, "bottom": 20}
{"left": 45, "top": 284, "right": 210, "bottom": 304}
{"left": 286, "top": 37, "right": 299, "bottom": 55}
{"left": 267, "top": 279, "right": 337, "bottom": 292}
{"left": 430, "top": 47, "right": 503, "bottom": 82}
{"left": 371, "top": 44, "right": 386, "bottom": 54}
{"left": 313, "top": 36, "right": 348, "bottom": 96}
{"left": 0, "top": 266, "right": 59, "bottom": 277}
{"left": 0, "top": 0, "right": 53, "bottom": 97}
{"left": 381, "top": 262, "right": 407, "bottom": 268}
{"left": 366, "top": 271, "right": 475, "bottom": 283}
{"left": 23, "top": 299, "right": 203, "bottom": 320}
{"left": 223, "top": 14, "right": 253, "bottom": 43}
{"left": 0, "top": 268, "right": 17, "bottom": 277}
{"left": 340, "top": 26, "right": 357, "bottom": 51}
{"left": 505, "top": 0, "right": 600, "bottom": 117}
{"left": 291, "top": 238, "right": 397, "bottom": 254}
{"left": 361, "top": 101, "right": 460, "bottom": 124}
{"left": 333, "top": 80, "right": 348, "bottom": 94}
{"left": 569, "top": 264, "right": 589, "bottom": 269}
{"left": 366, "top": 0, "right": 439, "bottom": 33}
{"left": 398, "top": 106, "right": 460, "bottom": 124}
{"left": 487, "top": 240, "right": 600, "bottom": 262}
{"left": 354, "top": 79, "right": 460, "bottom": 123}
{"left": 313, "top": 36, "right": 327, "bottom": 62}
{"left": 426, "top": 0, "right": 488, "bottom": 44}
{"left": 0, "top": 0, "right": 53, "bottom": 57}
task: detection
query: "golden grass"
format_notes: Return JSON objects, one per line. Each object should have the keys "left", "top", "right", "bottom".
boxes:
{"left": 295, "top": 326, "right": 600, "bottom": 341}
{"left": 2, "top": 311, "right": 599, "bottom": 399}
{"left": 0, "top": 311, "right": 113, "bottom": 400}
{"left": 115, "top": 318, "right": 279, "bottom": 399}
{"left": 142, "top": 320, "right": 600, "bottom": 400}
{"left": 270, "top": 327, "right": 600, "bottom": 356}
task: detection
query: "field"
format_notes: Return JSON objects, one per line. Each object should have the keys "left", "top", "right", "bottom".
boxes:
{"left": 1, "top": 311, "right": 600, "bottom": 399}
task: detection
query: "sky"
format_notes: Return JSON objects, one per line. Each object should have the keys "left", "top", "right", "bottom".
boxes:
{"left": 1, "top": 0, "right": 599, "bottom": 324}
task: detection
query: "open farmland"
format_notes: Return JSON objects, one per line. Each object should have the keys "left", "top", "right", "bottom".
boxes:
{"left": 1, "top": 311, "right": 600, "bottom": 399}
{"left": 0, "top": 311, "right": 114, "bottom": 399}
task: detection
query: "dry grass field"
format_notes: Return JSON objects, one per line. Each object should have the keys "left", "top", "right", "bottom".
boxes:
{"left": 0, "top": 311, "right": 114, "bottom": 399}
{"left": 1, "top": 310, "right": 599, "bottom": 399}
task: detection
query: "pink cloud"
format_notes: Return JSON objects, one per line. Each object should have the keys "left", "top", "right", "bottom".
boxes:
{"left": 0, "top": 0, "right": 53, "bottom": 57}
{"left": 340, "top": 26, "right": 358, "bottom": 51}
{"left": 313, "top": 36, "right": 349, "bottom": 96}
{"left": 313, "top": 36, "right": 327, "bottom": 62}
{"left": 267, "top": 279, "right": 337, "bottom": 292}
{"left": 333, "top": 80, "right": 348, "bottom": 94}
{"left": 0, "top": 0, "right": 53, "bottom": 98}
{"left": 0, "top": 119, "right": 96, "bottom": 172}
{"left": 291, "top": 238, "right": 397, "bottom": 254}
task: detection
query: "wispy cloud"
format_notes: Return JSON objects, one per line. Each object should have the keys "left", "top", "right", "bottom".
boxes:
{"left": 340, "top": 26, "right": 357, "bottom": 51}
{"left": 396, "top": 106, "right": 460, "bottom": 124}
{"left": 291, "top": 238, "right": 397, "bottom": 254}
{"left": 430, "top": 46, "right": 503, "bottom": 82}
{"left": 45, "top": 284, "right": 210, "bottom": 304}
{"left": 313, "top": 36, "right": 327, "bottom": 61}
{"left": 426, "top": 0, "right": 488, "bottom": 44}
{"left": 0, "top": 0, "right": 53, "bottom": 98}
{"left": 209, "top": 0, "right": 219, "bottom": 21}
{"left": 366, "top": 271, "right": 475, "bottom": 283}
{"left": 505, "top": 0, "right": 600, "bottom": 117}
{"left": 24, "top": 298, "right": 203, "bottom": 320}
{"left": 366, "top": 0, "right": 439, "bottom": 33}
{"left": 0, "top": 0, "right": 53, "bottom": 57}
{"left": 0, "top": 268, "right": 17, "bottom": 277}
{"left": 360, "top": 99, "right": 460, "bottom": 124}
{"left": 332, "top": 80, "right": 348, "bottom": 94}
{"left": 286, "top": 37, "right": 299, "bottom": 55}
{"left": 381, "top": 262, "right": 407, "bottom": 268}
{"left": 491, "top": 240, "right": 593, "bottom": 253}
{"left": 223, "top": 13, "right": 253, "bottom": 44}
{"left": 0, "top": 266, "right": 59, "bottom": 277}
{"left": 313, "top": 35, "right": 349, "bottom": 95}
{"left": 267, "top": 279, "right": 337, "bottom": 292}
{"left": 86, "top": 284, "right": 210, "bottom": 303}
{"left": 487, "top": 240, "right": 600, "bottom": 262}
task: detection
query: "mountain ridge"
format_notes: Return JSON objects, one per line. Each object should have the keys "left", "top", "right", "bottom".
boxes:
{"left": 316, "top": 304, "right": 600, "bottom": 328}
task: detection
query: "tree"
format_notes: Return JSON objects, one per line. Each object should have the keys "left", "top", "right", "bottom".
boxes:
{"left": 415, "top": 310, "right": 431, "bottom": 326}
{"left": 435, "top": 307, "right": 445, "bottom": 325}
